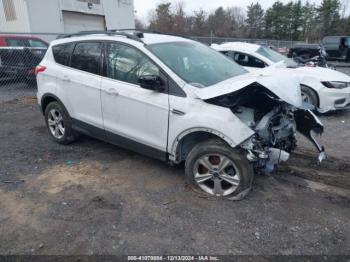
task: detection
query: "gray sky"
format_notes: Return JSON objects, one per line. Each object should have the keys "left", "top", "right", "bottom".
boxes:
{"left": 134, "top": 0, "right": 327, "bottom": 23}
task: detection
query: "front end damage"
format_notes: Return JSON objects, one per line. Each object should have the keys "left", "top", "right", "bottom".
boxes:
{"left": 205, "top": 83, "right": 326, "bottom": 173}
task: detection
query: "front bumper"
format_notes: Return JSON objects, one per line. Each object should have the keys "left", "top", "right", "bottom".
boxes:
{"left": 318, "top": 86, "right": 350, "bottom": 113}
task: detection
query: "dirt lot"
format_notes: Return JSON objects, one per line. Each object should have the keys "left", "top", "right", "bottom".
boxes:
{"left": 0, "top": 75, "right": 350, "bottom": 255}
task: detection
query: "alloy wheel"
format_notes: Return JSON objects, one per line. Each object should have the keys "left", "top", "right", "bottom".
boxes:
{"left": 47, "top": 109, "right": 65, "bottom": 139}
{"left": 193, "top": 154, "right": 241, "bottom": 197}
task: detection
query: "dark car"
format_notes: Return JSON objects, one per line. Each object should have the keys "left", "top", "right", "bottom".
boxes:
{"left": 322, "top": 36, "right": 350, "bottom": 61}
{"left": 287, "top": 43, "right": 321, "bottom": 59}
{"left": 0, "top": 47, "right": 47, "bottom": 84}
{"left": 0, "top": 35, "right": 48, "bottom": 84}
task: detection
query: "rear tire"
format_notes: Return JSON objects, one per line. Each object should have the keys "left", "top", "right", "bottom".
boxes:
{"left": 44, "top": 101, "right": 77, "bottom": 145}
{"left": 185, "top": 138, "right": 254, "bottom": 200}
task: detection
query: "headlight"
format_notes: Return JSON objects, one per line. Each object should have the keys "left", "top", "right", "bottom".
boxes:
{"left": 322, "top": 81, "right": 350, "bottom": 89}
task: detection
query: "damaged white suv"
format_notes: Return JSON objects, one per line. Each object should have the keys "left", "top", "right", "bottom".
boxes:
{"left": 36, "top": 31, "right": 325, "bottom": 200}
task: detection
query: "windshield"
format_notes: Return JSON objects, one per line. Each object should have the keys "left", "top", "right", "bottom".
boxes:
{"left": 147, "top": 41, "right": 248, "bottom": 87}
{"left": 256, "top": 46, "right": 298, "bottom": 68}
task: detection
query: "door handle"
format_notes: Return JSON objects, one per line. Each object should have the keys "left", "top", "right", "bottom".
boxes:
{"left": 62, "top": 75, "right": 71, "bottom": 83}
{"left": 171, "top": 109, "right": 185, "bottom": 116}
{"left": 105, "top": 88, "right": 119, "bottom": 96}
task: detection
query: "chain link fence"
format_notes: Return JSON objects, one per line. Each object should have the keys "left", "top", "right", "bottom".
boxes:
{"left": 0, "top": 31, "right": 301, "bottom": 98}
{"left": 0, "top": 33, "right": 60, "bottom": 103}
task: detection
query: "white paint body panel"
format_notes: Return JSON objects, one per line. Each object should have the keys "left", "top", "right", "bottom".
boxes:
{"left": 101, "top": 77, "right": 169, "bottom": 152}
{"left": 212, "top": 42, "right": 350, "bottom": 112}
{"left": 192, "top": 71, "right": 302, "bottom": 108}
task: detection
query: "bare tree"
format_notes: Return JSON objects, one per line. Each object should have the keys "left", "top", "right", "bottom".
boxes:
{"left": 173, "top": 1, "right": 186, "bottom": 34}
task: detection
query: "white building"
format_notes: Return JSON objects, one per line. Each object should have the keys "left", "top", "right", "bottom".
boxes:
{"left": 0, "top": 0, "right": 135, "bottom": 34}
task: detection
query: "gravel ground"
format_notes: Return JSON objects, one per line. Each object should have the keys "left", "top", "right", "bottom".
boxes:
{"left": 0, "top": 69, "right": 350, "bottom": 256}
{"left": 0, "top": 82, "right": 36, "bottom": 103}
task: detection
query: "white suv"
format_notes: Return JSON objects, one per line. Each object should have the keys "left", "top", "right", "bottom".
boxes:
{"left": 36, "top": 31, "right": 325, "bottom": 200}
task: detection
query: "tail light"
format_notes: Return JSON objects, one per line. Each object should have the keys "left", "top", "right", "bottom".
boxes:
{"left": 35, "top": 65, "right": 46, "bottom": 76}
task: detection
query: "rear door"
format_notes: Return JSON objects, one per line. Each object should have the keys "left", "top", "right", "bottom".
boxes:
{"left": 54, "top": 41, "right": 104, "bottom": 132}
{"left": 100, "top": 42, "right": 169, "bottom": 158}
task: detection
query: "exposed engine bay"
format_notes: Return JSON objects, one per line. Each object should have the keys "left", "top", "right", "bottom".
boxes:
{"left": 205, "top": 83, "right": 326, "bottom": 173}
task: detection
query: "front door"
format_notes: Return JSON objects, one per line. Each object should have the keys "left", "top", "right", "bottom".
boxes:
{"left": 101, "top": 42, "right": 169, "bottom": 159}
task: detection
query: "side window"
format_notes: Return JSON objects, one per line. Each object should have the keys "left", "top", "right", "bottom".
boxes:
{"left": 71, "top": 42, "right": 102, "bottom": 75}
{"left": 234, "top": 52, "right": 265, "bottom": 68}
{"left": 106, "top": 43, "right": 159, "bottom": 85}
{"left": 233, "top": 52, "right": 249, "bottom": 66}
{"left": 52, "top": 43, "right": 75, "bottom": 66}
{"left": 6, "top": 38, "right": 26, "bottom": 47}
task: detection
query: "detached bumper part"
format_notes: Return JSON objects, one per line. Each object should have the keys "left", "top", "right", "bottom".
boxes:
{"left": 294, "top": 109, "right": 326, "bottom": 163}
{"left": 262, "top": 148, "right": 290, "bottom": 173}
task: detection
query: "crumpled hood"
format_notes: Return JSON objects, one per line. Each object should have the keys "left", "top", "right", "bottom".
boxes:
{"left": 190, "top": 71, "right": 302, "bottom": 107}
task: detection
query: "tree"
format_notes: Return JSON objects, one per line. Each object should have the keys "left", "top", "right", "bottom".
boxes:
{"left": 173, "top": 1, "right": 187, "bottom": 34}
{"left": 317, "top": 0, "right": 341, "bottom": 36}
{"left": 149, "top": 3, "right": 174, "bottom": 33}
{"left": 301, "top": 1, "right": 318, "bottom": 42}
{"left": 145, "top": 0, "right": 350, "bottom": 41}
{"left": 192, "top": 9, "right": 208, "bottom": 36}
{"left": 246, "top": 2, "right": 264, "bottom": 38}
{"left": 226, "top": 7, "right": 246, "bottom": 37}
{"left": 208, "top": 7, "right": 227, "bottom": 36}
{"left": 265, "top": 1, "right": 290, "bottom": 39}
{"left": 290, "top": 0, "right": 304, "bottom": 40}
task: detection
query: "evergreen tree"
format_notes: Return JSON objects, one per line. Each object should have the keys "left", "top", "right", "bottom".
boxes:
{"left": 246, "top": 2, "right": 265, "bottom": 38}
{"left": 317, "top": 0, "right": 341, "bottom": 36}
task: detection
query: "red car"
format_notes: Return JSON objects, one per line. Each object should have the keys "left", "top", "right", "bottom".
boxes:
{"left": 0, "top": 35, "right": 48, "bottom": 48}
{"left": 0, "top": 35, "right": 48, "bottom": 84}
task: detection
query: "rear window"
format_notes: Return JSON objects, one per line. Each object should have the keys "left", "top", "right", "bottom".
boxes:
{"left": 52, "top": 43, "right": 75, "bottom": 66}
{"left": 323, "top": 37, "right": 340, "bottom": 44}
{"left": 70, "top": 42, "right": 102, "bottom": 75}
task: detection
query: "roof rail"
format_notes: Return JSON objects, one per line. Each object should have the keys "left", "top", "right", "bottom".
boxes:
{"left": 56, "top": 30, "right": 145, "bottom": 43}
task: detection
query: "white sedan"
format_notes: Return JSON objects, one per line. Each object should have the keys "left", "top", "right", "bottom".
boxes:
{"left": 212, "top": 42, "right": 350, "bottom": 113}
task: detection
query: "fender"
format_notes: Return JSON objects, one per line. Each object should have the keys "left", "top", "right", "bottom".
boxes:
{"left": 40, "top": 93, "right": 68, "bottom": 115}
{"left": 169, "top": 127, "right": 240, "bottom": 162}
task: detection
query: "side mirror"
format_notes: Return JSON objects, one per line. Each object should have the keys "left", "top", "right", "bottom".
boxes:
{"left": 138, "top": 75, "right": 165, "bottom": 92}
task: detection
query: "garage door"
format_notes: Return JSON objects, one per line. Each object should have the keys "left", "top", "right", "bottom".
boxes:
{"left": 62, "top": 11, "right": 106, "bottom": 33}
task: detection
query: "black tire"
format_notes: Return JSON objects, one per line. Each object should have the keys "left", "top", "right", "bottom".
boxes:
{"left": 44, "top": 101, "right": 77, "bottom": 145}
{"left": 185, "top": 138, "right": 254, "bottom": 200}
{"left": 301, "top": 85, "right": 318, "bottom": 109}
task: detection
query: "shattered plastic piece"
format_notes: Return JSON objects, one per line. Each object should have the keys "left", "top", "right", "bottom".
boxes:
{"left": 263, "top": 148, "right": 290, "bottom": 173}
{"left": 318, "top": 151, "right": 326, "bottom": 163}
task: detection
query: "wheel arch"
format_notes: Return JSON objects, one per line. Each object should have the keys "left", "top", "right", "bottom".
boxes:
{"left": 300, "top": 84, "right": 320, "bottom": 108}
{"left": 40, "top": 93, "right": 66, "bottom": 115}
{"left": 169, "top": 128, "right": 238, "bottom": 164}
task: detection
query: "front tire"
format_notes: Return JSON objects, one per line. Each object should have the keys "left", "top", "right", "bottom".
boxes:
{"left": 44, "top": 101, "right": 77, "bottom": 145}
{"left": 185, "top": 139, "right": 254, "bottom": 199}
{"left": 301, "top": 85, "right": 318, "bottom": 109}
